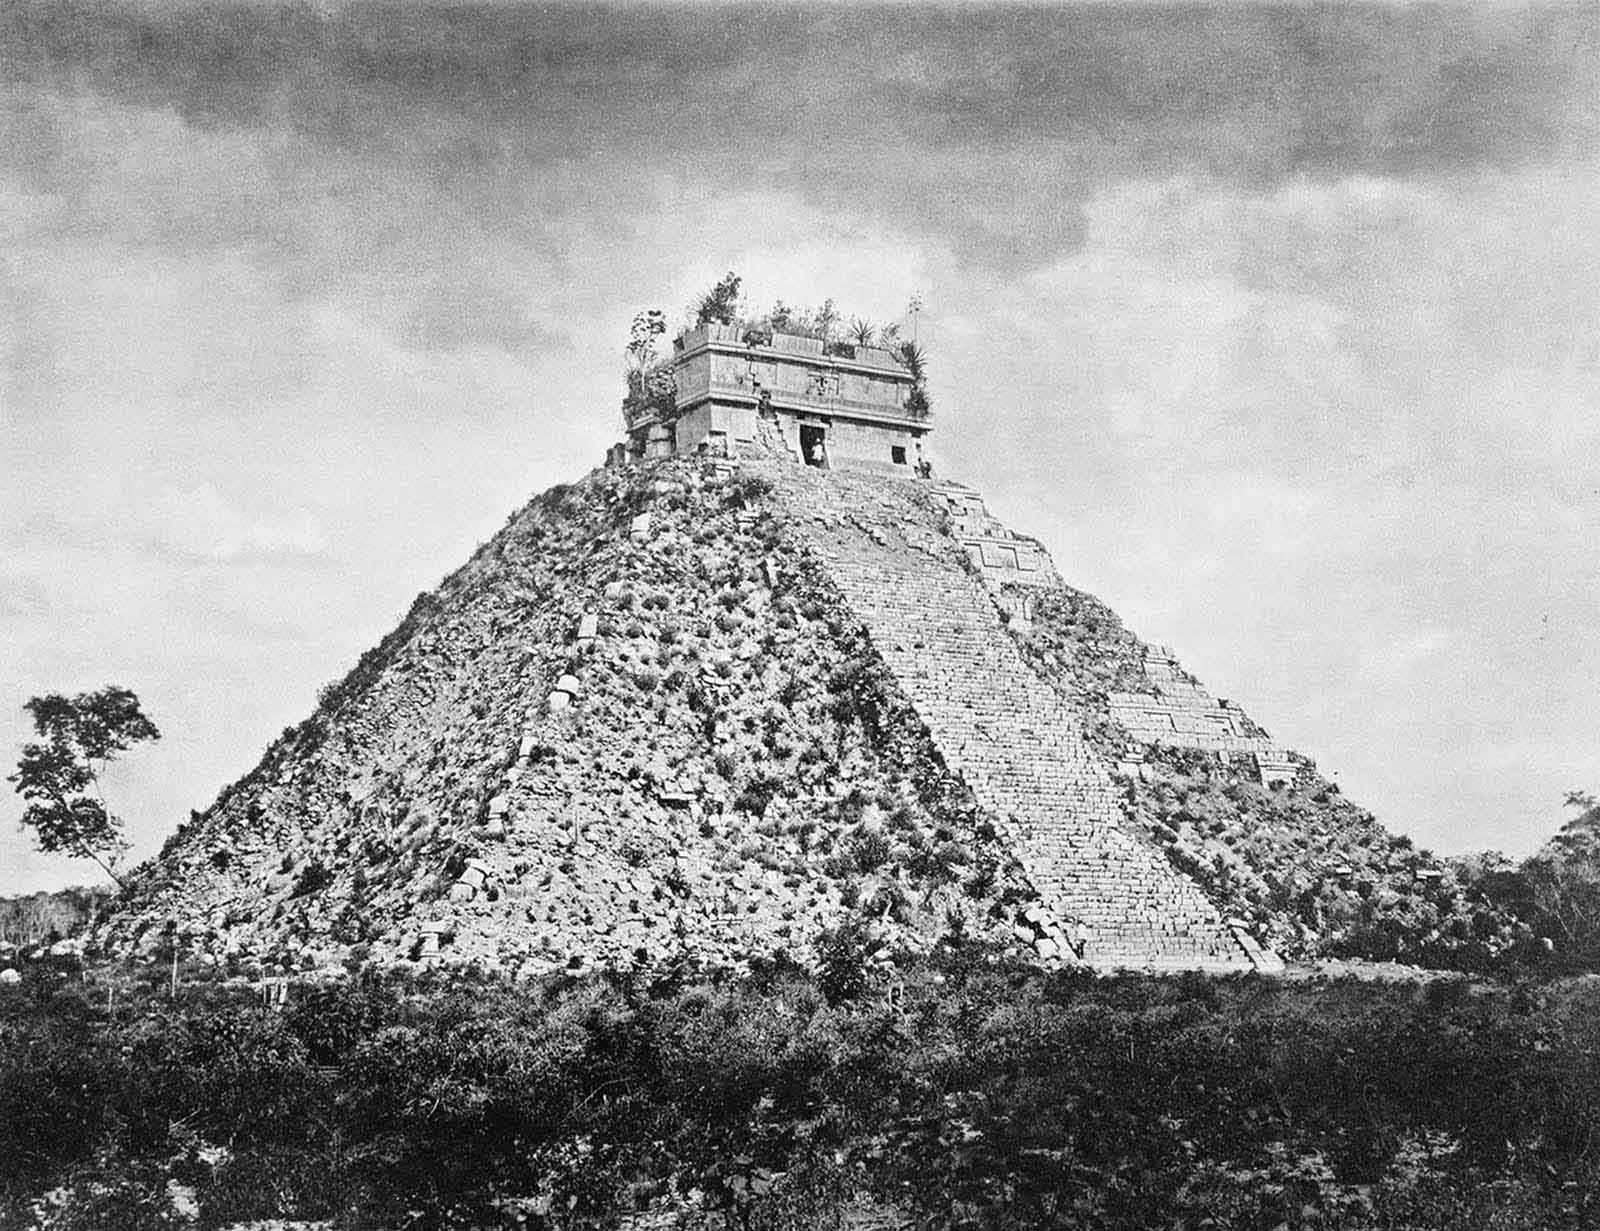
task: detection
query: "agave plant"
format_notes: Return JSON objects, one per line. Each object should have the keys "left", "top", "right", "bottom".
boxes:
{"left": 896, "top": 340, "right": 927, "bottom": 384}
{"left": 849, "top": 318, "right": 876, "bottom": 349}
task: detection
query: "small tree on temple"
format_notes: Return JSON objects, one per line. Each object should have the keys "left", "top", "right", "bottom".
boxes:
{"left": 626, "top": 309, "right": 667, "bottom": 373}
{"left": 623, "top": 309, "right": 679, "bottom": 431}
{"left": 694, "top": 271, "right": 743, "bottom": 326}
{"left": 814, "top": 298, "right": 840, "bottom": 344}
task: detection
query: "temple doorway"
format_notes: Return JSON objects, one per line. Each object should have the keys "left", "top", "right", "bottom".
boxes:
{"left": 800, "top": 424, "right": 828, "bottom": 468}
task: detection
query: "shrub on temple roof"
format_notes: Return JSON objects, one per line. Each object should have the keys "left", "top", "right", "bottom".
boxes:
{"left": 769, "top": 299, "right": 797, "bottom": 331}
{"left": 622, "top": 363, "right": 678, "bottom": 428}
{"left": 895, "top": 340, "right": 927, "bottom": 383}
{"left": 896, "top": 340, "right": 932, "bottom": 417}
{"left": 814, "top": 297, "right": 840, "bottom": 343}
{"left": 694, "top": 270, "right": 743, "bottom": 325}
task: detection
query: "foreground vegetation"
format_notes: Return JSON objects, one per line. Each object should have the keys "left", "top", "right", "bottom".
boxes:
{"left": 3, "top": 941, "right": 1599, "bottom": 1230}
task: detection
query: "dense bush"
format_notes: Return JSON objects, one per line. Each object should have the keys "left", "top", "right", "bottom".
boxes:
{"left": 4, "top": 956, "right": 1599, "bottom": 1229}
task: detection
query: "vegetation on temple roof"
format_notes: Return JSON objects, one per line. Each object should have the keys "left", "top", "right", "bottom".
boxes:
{"left": 623, "top": 272, "right": 933, "bottom": 429}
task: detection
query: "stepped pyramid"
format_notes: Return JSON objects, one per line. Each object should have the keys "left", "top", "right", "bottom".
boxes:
{"left": 767, "top": 464, "right": 1263, "bottom": 971}
{"left": 104, "top": 321, "right": 1500, "bottom": 977}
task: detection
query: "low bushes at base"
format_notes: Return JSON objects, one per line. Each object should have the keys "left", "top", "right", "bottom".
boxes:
{"left": 3, "top": 947, "right": 1598, "bottom": 1229}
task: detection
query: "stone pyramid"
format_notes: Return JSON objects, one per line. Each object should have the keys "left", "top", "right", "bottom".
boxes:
{"left": 104, "top": 449, "right": 1482, "bottom": 978}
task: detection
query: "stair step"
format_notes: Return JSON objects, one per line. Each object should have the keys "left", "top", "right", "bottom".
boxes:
{"left": 767, "top": 464, "right": 1261, "bottom": 973}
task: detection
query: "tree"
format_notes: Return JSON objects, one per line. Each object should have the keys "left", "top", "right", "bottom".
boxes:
{"left": 623, "top": 308, "right": 672, "bottom": 427}
{"left": 695, "top": 271, "right": 743, "bottom": 326}
{"left": 9, "top": 686, "right": 160, "bottom": 886}
{"left": 1501, "top": 790, "right": 1600, "bottom": 970}
{"left": 814, "top": 297, "right": 840, "bottom": 344}
{"left": 625, "top": 309, "right": 667, "bottom": 374}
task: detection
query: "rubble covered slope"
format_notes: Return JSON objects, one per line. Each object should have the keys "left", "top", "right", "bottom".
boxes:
{"left": 105, "top": 461, "right": 1039, "bottom": 975}
{"left": 102, "top": 457, "right": 1520, "bottom": 975}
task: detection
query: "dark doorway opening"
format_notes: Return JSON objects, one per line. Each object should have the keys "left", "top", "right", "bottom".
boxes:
{"left": 800, "top": 425, "right": 828, "bottom": 468}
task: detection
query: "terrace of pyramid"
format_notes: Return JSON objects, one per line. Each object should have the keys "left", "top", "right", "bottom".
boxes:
{"left": 100, "top": 318, "right": 1517, "bottom": 978}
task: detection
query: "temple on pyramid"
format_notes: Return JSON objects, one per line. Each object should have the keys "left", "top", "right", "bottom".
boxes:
{"left": 99, "top": 298, "right": 1507, "bottom": 980}
{"left": 618, "top": 322, "right": 932, "bottom": 473}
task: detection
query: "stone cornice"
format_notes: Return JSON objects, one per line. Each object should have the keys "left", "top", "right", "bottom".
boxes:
{"left": 674, "top": 325, "right": 914, "bottom": 381}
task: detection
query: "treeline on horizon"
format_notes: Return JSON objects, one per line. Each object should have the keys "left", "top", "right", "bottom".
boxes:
{"left": 0, "top": 886, "right": 114, "bottom": 951}
{"left": 3, "top": 941, "right": 1600, "bottom": 1230}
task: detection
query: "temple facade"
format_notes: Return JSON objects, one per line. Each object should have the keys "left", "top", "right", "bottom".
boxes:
{"left": 620, "top": 323, "right": 933, "bottom": 472}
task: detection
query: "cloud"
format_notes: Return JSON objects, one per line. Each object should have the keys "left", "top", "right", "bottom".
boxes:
{"left": 1, "top": 3, "right": 1596, "bottom": 891}
{"left": 918, "top": 161, "right": 1598, "bottom": 854}
{"left": 5, "top": 3, "right": 1594, "bottom": 278}
{"left": 154, "top": 483, "right": 327, "bottom": 561}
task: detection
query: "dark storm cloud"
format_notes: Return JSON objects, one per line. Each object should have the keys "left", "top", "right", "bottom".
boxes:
{"left": 6, "top": 3, "right": 1595, "bottom": 275}
{"left": 4, "top": 3, "right": 1598, "bottom": 890}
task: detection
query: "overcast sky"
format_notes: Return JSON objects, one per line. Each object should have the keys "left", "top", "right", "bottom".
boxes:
{"left": 2, "top": 2, "right": 1597, "bottom": 892}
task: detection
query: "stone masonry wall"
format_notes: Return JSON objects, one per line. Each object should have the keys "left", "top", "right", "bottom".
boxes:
{"left": 929, "top": 479, "right": 1059, "bottom": 592}
{"left": 1105, "top": 648, "right": 1299, "bottom": 786}
{"left": 763, "top": 462, "right": 1272, "bottom": 973}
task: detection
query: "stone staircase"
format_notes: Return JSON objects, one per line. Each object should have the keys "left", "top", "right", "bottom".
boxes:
{"left": 764, "top": 462, "right": 1266, "bottom": 972}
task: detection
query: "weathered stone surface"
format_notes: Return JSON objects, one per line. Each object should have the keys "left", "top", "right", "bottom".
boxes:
{"left": 103, "top": 461, "right": 1049, "bottom": 973}
{"left": 96, "top": 453, "right": 1464, "bottom": 976}
{"left": 766, "top": 463, "right": 1260, "bottom": 973}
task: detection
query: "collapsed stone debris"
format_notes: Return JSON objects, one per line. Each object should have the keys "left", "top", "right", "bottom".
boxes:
{"left": 98, "top": 363, "right": 1506, "bottom": 979}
